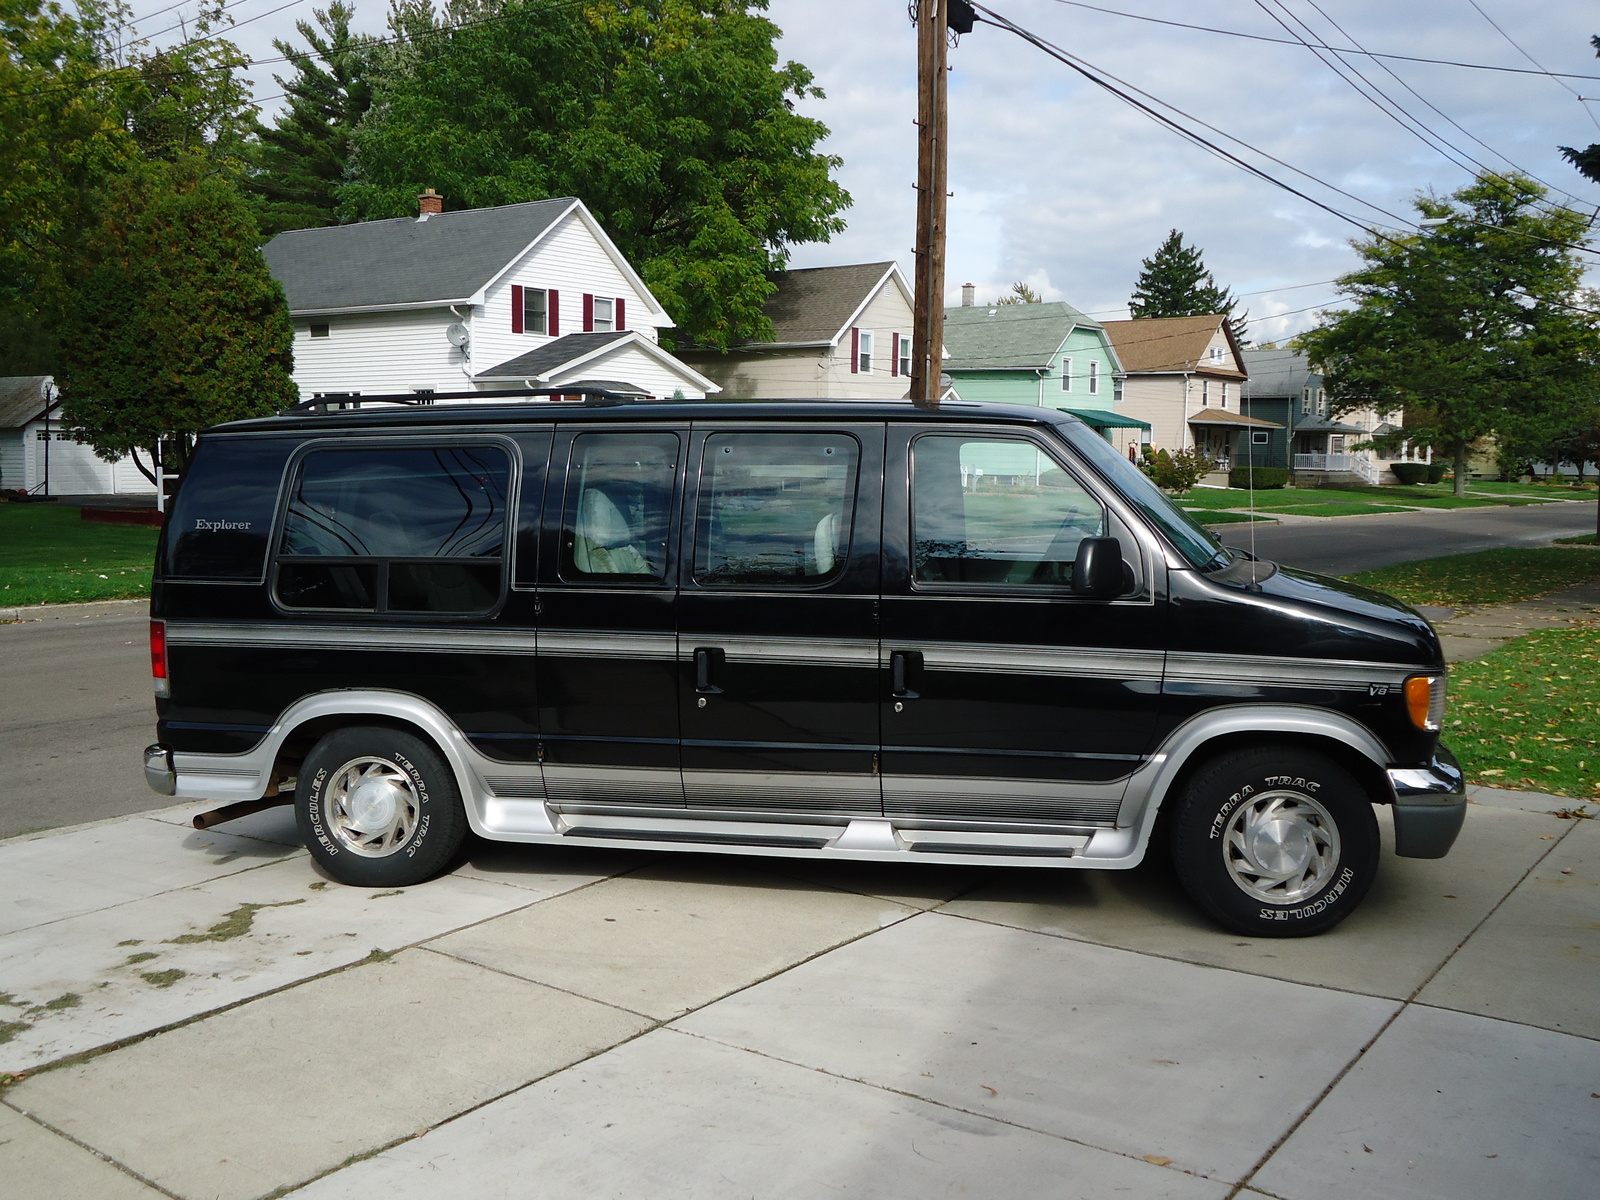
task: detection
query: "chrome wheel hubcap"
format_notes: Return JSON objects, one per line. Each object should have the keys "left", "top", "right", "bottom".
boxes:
{"left": 1222, "top": 791, "right": 1340, "bottom": 904}
{"left": 324, "top": 757, "right": 420, "bottom": 857}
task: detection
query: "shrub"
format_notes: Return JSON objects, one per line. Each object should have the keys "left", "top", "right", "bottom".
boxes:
{"left": 1427, "top": 461, "right": 1450, "bottom": 484}
{"left": 1144, "top": 446, "right": 1215, "bottom": 494}
{"left": 1228, "top": 466, "right": 1288, "bottom": 489}
{"left": 1390, "top": 462, "right": 1428, "bottom": 485}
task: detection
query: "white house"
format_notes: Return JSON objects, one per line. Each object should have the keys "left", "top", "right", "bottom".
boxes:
{"left": 676, "top": 262, "right": 917, "bottom": 399}
{"left": 262, "top": 192, "right": 720, "bottom": 401}
{"left": 0, "top": 376, "right": 156, "bottom": 497}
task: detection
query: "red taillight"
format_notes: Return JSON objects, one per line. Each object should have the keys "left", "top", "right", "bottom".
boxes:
{"left": 150, "top": 620, "right": 167, "bottom": 681}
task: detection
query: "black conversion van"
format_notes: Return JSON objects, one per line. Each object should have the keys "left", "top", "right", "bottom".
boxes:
{"left": 144, "top": 393, "right": 1465, "bottom": 936}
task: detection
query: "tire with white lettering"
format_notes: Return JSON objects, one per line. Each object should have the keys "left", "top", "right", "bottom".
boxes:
{"left": 295, "top": 726, "right": 468, "bottom": 887}
{"left": 1169, "top": 747, "right": 1378, "bottom": 937}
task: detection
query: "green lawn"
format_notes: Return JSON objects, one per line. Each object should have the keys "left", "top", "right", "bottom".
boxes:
{"left": 1181, "top": 481, "right": 1585, "bottom": 511}
{"left": 1255, "top": 502, "right": 1412, "bottom": 518}
{"left": 1189, "top": 510, "right": 1278, "bottom": 525}
{"left": 1555, "top": 534, "right": 1597, "bottom": 546}
{"left": 0, "top": 504, "right": 157, "bottom": 608}
{"left": 1344, "top": 547, "right": 1600, "bottom": 608}
{"left": 1447, "top": 623, "right": 1600, "bottom": 800}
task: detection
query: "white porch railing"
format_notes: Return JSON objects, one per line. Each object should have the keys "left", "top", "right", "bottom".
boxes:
{"left": 1295, "top": 453, "right": 1379, "bottom": 484}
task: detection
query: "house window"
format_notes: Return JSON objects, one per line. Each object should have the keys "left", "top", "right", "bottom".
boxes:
{"left": 309, "top": 324, "right": 330, "bottom": 339}
{"left": 1088, "top": 360, "right": 1100, "bottom": 395}
{"left": 899, "top": 336, "right": 911, "bottom": 378}
{"left": 1252, "top": 430, "right": 1270, "bottom": 445}
{"left": 857, "top": 330, "right": 874, "bottom": 374}
{"left": 1332, "top": 435, "right": 1346, "bottom": 453}
{"left": 1317, "top": 388, "right": 1327, "bottom": 416}
{"left": 1201, "top": 380, "right": 1210, "bottom": 406}
{"left": 522, "top": 288, "right": 548, "bottom": 335}
{"left": 592, "top": 296, "right": 615, "bottom": 333}
{"left": 1300, "top": 387, "right": 1310, "bottom": 414}
{"left": 1113, "top": 378, "right": 1124, "bottom": 404}
{"left": 1060, "top": 357, "right": 1073, "bottom": 392}
{"left": 1209, "top": 346, "right": 1224, "bottom": 362}
{"left": 1221, "top": 382, "right": 1228, "bottom": 409}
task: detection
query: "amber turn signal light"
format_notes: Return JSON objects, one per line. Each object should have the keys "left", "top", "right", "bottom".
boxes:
{"left": 1404, "top": 674, "right": 1445, "bottom": 731}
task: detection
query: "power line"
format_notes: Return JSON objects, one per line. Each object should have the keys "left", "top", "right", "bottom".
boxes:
{"left": 1041, "top": 0, "right": 1600, "bottom": 82}
{"left": 1465, "top": 0, "right": 1600, "bottom": 134}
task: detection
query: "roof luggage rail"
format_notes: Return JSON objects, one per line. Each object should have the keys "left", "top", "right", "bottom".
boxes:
{"left": 282, "top": 385, "right": 648, "bottom": 415}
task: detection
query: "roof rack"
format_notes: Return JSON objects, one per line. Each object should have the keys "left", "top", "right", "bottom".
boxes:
{"left": 283, "top": 385, "right": 650, "bottom": 416}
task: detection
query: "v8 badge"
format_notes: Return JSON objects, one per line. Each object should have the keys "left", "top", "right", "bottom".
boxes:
{"left": 1368, "top": 683, "right": 1391, "bottom": 697}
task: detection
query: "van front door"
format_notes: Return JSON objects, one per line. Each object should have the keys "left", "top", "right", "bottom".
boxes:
{"left": 536, "top": 428, "right": 685, "bottom": 807}
{"left": 677, "top": 425, "right": 883, "bottom": 818}
{"left": 879, "top": 427, "right": 1164, "bottom": 829}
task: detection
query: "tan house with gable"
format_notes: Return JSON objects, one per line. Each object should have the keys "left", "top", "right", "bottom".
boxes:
{"left": 1102, "top": 315, "right": 1276, "bottom": 470}
{"left": 677, "top": 262, "right": 916, "bottom": 399}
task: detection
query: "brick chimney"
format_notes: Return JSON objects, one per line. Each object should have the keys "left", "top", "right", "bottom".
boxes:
{"left": 418, "top": 188, "right": 443, "bottom": 216}
{"left": 961, "top": 282, "right": 975, "bottom": 306}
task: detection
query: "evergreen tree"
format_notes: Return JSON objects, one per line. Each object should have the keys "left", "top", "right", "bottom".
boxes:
{"left": 58, "top": 158, "right": 297, "bottom": 481}
{"left": 992, "top": 280, "right": 1041, "bottom": 305}
{"left": 1128, "top": 229, "right": 1245, "bottom": 341}
{"left": 246, "top": 2, "right": 376, "bottom": 237}
{"left": 340, "top": 0, "right": 850, "bottom": 350}
{"left": 1559, "top": 35, "right": 1600, "bottom": 184}
{"left": 1299, "top": 174, "right": 1600, "bottom": 499}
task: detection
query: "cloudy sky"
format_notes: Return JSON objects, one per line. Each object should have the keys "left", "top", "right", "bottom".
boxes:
{"left": 129, "top": 0, "right": 1600, "bottom": 343}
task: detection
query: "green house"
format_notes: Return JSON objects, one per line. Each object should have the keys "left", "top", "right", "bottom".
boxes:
{"left": 942, "top": 299, "right": 1145, "bottom": 442}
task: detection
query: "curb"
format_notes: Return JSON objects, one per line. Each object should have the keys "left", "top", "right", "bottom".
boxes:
{"left": 0, "top": 597, "right": 149, "bottom": 624}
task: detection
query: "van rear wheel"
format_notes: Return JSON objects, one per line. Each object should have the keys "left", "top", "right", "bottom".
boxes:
{"left": 296, "top": 726, "right": 467, "bottom": 887}
{"left": 1170, "top": 747, "right": 1378, "bottom": 937}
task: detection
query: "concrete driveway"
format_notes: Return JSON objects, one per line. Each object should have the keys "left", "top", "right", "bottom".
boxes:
{"left": 2, "top": 789, "right": 1594, "bottom": 1200}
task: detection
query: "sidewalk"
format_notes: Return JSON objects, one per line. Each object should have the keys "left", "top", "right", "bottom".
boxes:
{"left": 1413, "top": 577, "right": 1600, "bottom": 663}
{"left": 1, "top": 788, "right": 1594, "bottom": 1200}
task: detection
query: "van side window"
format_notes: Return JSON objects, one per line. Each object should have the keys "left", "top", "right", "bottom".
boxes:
{"left": 911, "top": 435, "right": 1105, "bottom": 587}
{"left": 165, "top": 436, "right": 297, "bottom": 580}
{"left": 694, "top": 432, "right": 859, "bottom": 587}
{"left": 560, "top": 433, "right": 677, "bottom": 583}
{"left": 275, "top": 444, "right": 511, "bottom": 613}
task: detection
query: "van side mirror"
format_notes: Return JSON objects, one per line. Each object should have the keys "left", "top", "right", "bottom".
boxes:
{"left": 1072, "top": 536, "right": 1125, "bottom": 599}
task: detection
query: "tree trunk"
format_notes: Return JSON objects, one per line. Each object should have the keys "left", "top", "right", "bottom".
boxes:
{"left": 128, "top": 446, "right": 157, "bottom": 487}
{"left": 1453, "top": 440, "right": 1468, "bottom": 498}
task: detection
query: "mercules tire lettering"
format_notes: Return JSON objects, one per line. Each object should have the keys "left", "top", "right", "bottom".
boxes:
{"left": 1259, "top": 866, "right": 1356, "bottom": 921}
{"left": 308, "top": 767, "right": 338, "bottom": 855}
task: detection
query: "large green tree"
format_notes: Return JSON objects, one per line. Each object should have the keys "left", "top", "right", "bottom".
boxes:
{"left": 1300, "top": 174, "right": 1600, "bottom": 498}
{"left": 1128, "top": 228, "right": 1244, "bottom": 340}
{"left": 340, "top": 0, "right": 849, "bottom": 349}
{"left": 245, "top": 1, "right": 376, "bottom": 237}
{"left": 57, "top": 158, "right": 296, "bottom": 480}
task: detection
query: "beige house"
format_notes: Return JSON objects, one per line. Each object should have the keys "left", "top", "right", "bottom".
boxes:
{"left": 677, "top": 262, "right": 915, "bottom": 399}
{"left": 1102, "top": 315, "right": 1276, "bottom": 469}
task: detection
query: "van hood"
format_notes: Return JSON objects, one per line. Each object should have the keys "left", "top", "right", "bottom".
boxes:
{"left": 1172, "top": 557, "right": 1442, "bottom": 667}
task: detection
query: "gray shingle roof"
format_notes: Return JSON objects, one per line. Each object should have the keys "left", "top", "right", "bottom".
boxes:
{"left": 942, "top": 302, "right": 1101, "bottom": 371}
{"left": 1242, "top": 348, "right": 1319, "bottom": 396}
{"left": 477, "top": 332, "right": 632, "bottom": 379}
{"left": 0, "top": 376, "right": 52, "bottom": 428}
{"left": 759, "top": 262, "right": 897, "bottom": 345}
{"left": 263, "top": 198, "right": 576, "bottom": 313}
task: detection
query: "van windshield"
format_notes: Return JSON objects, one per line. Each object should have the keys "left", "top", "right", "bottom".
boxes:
{"left": 1056, "top": 423, "right": 1230, "bottom": 571}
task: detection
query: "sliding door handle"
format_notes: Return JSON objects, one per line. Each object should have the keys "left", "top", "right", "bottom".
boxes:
{"left": 890, "top": 650, "right": 923, "bottom": 699}
{"left": 693, "top": 647, "right": 724, "bottom": 694}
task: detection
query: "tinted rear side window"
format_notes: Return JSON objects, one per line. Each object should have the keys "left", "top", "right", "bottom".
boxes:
{"left": 165, "top": 437, "right": 297, "bottom": 580}
{"left": 275, "top": 444, "right": 512, "bottom": 614}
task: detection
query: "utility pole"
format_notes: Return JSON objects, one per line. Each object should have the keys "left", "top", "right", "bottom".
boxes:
{"left": 908, "top": 0, "right": 950, "bottom": 410}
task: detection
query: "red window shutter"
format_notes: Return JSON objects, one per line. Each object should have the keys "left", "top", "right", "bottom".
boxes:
{"left": 891, "top": 333, "right": 899, "bottom": 377}
{"left": 511, "top": 285, "right": 524, "bottom": 334}
{"left": 583, "top": 294, "right": 594, "bottom": 332}
{"left": 850, "top": 328, "right": 859, "bottom": 374}
{"left": 615, "top": 297, "right": 626, "bottom": 332}
{"left": 548, "top": 290, "right": 559, "bottom": 337}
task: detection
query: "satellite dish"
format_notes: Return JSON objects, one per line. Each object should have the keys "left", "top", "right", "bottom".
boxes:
{"left": 445, "top": 323, "right": 470, "bottom": 348}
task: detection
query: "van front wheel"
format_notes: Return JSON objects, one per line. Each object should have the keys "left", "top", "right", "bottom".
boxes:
{"left": 1170, "top": 748, "right": 1378, "bottom": 937}
{"left": 296, "top": 726, "right": 468, "bottom": 887}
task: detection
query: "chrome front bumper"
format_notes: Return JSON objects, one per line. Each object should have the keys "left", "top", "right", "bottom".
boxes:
{"left": 1386, "top": 744, "right": 1466, "bottom": 859}
{"left": 144, "top": 744, "right": 176, "bottom": 796}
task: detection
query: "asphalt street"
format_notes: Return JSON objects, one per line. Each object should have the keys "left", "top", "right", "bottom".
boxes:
{"left": 1219, "top": 497, "right": 1596, "bottom": 575}
{"left": 0, "top": 604, "right": 159, "bottom": 839}
{"left": 1, "top": 502, "right": 1592, "bottom": 839}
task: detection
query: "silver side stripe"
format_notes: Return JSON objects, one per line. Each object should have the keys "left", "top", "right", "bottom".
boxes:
{"left": 538, "top": 630, "right": 677, "bottom": 660}
{"left": 888, "top": 640, "right": 1166, "bottom": 682}
{"left": 165, "top": 622, "right": 538, "bottom": 655}
{"left": 684, "top": 635, "right": 878, "bottom": 668}
{"left": 1164, "top": 652, "right": 1420, "bottom": 690}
